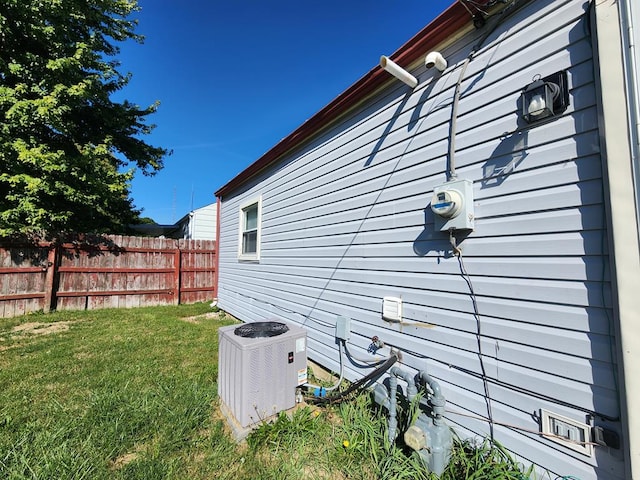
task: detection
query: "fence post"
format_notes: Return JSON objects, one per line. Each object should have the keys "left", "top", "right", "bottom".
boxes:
{"left": 174, "top": 247, "right": 181, "bottom": 305}
{"left": 43, "top": 244, "right": 59, "bottom": 312}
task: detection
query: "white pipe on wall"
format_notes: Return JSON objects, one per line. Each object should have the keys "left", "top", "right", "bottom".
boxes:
{"left": 425, "top": 51, "right": 448, "bottom": 72}
{"left": 380, "top": 56, "right": 418, "bottom": 88}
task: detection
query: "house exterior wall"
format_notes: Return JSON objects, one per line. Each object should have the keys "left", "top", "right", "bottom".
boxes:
{"left": 178, "top": 203, "right": 218, "bottom": 240}
{"left": 191, "top": 203, "right": 217, "bottom": 240}
{"left": 217, "top": 0, "right": 628, "bottom": 478}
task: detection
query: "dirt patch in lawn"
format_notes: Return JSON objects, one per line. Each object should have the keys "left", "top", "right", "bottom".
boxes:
{"left": 0, "top": 321, "right": 73, "bottom": 352}
{"left": 11, "top": 321, "right": 71, "bottom": 336}
{"left": 179, "top": 311, "right": 229, "bottom": 324}
{"left": 109, "top": 441, "right": 151, "bottom": 471}
{"left": 110, "top": 452, "right": 139, "bottom": 470}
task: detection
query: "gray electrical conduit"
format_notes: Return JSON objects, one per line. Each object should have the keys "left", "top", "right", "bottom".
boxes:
{"left": 445, "top": 0, "right": 524, "bottom": 439}
{"left": 382, "top": 367, "right": 445, "bottom": 443}
{"left": 447, "top": 0, "right": 522, "bottom": 180}
{"left": 447, "top": 56, "right": 470, "bottom": 180}
{"left": 305, "top": 340, "right": 346, "bottom": 393}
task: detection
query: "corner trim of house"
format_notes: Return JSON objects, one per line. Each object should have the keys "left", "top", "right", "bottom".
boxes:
{"left": 592, "top": 1, "right": 640, "bottom": 477}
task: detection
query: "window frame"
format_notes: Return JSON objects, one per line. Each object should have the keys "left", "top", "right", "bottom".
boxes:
{"left": 237, "top": 196, "right": 262, "bottom": 261}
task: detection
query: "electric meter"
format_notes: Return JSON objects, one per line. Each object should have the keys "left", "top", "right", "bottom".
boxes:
{"left": 430, "top": 179, "right": 474, "bottom": 231}
{"left": 430, "top": 189, "right": 463, "bottom": 219}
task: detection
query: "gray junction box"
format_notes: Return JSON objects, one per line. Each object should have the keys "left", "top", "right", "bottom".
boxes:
{"left": 218, "top": 321, "right": 308, "bottom": 430}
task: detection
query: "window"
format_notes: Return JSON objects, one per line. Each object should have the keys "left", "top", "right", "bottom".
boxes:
{"left": 242, "top": 204, "right": 258, "bottom": 253}
{"left": 238, "top": 197, "right": 261, "bottom": 260}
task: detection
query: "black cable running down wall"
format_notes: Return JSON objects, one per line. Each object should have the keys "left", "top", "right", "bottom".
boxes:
{"left": 306, "top": 353, "right": 399, "bottom": 405}
{"left": 445, "top": 0, "right": 528, "bottom": 441}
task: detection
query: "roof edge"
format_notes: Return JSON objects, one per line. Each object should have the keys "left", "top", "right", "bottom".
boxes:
{"left": 215, "top": 1, "right": 476, "bottom": 198}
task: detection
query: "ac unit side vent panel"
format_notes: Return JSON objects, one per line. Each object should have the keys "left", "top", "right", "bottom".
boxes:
{"left": 218, "top": 322, "right": 307, "bottom": 429}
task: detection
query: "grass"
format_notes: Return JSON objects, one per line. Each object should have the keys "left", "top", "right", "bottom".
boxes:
{"left": 0, "top": 304, "right": 534, "bottom": 479}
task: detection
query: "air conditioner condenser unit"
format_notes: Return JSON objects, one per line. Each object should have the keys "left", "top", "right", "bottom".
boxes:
{"left": 218, "top": 321, "right": 308, "bottom": 433}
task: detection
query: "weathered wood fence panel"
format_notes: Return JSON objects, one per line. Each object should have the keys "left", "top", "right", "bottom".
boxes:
{"left": 0, "top": 242, "right": 50, "bottom": 318}
{"left": 0, "top": 235, "right": 216, "bottom": 318}
{"left": 178, "top": 239, "right": 217, "bottom": 304}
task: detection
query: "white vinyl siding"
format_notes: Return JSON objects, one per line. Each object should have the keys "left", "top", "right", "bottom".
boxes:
{"left": 217, "top": 1, "right": 625, "bottom": 478}
{"left": 177, "top": 203, "right": 217, "bottom": 240}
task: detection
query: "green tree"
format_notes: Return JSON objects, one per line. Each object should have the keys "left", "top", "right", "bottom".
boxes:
{"left": 136, "top": 216, "right": 157, "bottom": 225}
{"left": 0, "top": 0, "right": 169, "bottom": 238}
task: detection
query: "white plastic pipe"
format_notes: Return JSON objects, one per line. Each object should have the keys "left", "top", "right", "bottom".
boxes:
{"left": 380, "top": 56, "right": 418, "bottom": 88}
{"left": 425, "top": 51, "right": 447, "bottom": 72}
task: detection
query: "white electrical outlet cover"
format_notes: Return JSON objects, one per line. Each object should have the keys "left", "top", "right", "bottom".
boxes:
{"left": 540, "top": 409, "right": 593, "bottom": 456}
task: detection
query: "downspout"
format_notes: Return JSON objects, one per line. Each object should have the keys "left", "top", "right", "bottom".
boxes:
{"left": 620, "top": 0, "right": 640, "bottom": 230}
{"left": 591, "top": 1, "right": 640, "bottom": 478}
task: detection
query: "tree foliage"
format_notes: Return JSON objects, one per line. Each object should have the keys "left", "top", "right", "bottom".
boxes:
{"left": 0, "top": 0, "right": 169, "bottom": 238}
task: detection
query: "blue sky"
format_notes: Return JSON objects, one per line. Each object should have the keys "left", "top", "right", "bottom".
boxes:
{"left": 118, "top": 0, "right": 453, "bottom": 224}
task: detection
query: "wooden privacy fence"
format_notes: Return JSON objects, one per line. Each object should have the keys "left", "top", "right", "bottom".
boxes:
{"left": 0, "top": 235, "right": 216, "bottom": 318}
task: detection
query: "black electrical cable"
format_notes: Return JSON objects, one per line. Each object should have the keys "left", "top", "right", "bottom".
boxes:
{"left": 384, "top": 341, "right": 620, "bottom": 423}
{"left": 445, "top": 0, "right": 528, "bottom": 440}
{"left": 306, "top": 353, "right": 399, "bottom": 405}
{"left": 342, "top": 342, "right": 390, "bottom": 368}
{"left": 447, "top": 363, "right": 620, "bottom": 423}
{"left": 451, "top": 233, "right": 495, "bottom": 441}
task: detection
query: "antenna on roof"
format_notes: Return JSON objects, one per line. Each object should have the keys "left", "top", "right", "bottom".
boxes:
{"left": 172, "top": 187, "right": 176, "bottom": 222}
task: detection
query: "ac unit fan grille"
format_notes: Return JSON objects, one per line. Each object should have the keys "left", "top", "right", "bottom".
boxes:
{"left": 234, "top": 321, "right": 289, "bottom": 338}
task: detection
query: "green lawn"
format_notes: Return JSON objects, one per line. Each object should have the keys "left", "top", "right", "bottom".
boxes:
{"left": 0, "top": 304, "right": 533, "bottom": 479}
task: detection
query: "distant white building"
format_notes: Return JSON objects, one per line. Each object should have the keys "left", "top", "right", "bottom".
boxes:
{"left": 174, "top": 202, "right": 217, "bottom": 240}
{"left": 130, "top": 202, "right": 218, "bottom": 240}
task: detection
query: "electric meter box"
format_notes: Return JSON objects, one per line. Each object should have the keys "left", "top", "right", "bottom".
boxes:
{"left": 431, "top": 178, "right": 474, "bottom": 231}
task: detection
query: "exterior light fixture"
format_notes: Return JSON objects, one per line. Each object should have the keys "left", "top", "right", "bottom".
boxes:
{"left": 521, "top": 71, "right": 569, "bottom": 123}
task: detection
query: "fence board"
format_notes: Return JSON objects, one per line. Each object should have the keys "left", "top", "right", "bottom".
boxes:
{"left": 0, "top": 235, "right": 216, "bottom": 317}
